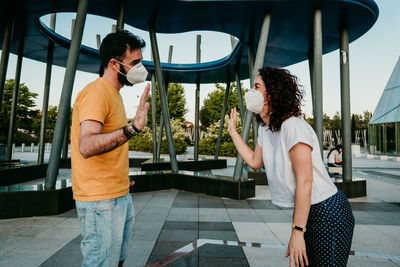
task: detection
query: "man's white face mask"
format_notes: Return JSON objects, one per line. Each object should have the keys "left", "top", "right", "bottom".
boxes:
{"left": 244, "top": 89, "right": 267, "bottom": 114}
{"left": 116, "top": 60, "right": 148, "bottom": 85}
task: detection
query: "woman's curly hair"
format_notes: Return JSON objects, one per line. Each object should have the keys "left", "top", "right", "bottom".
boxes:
{"left": 255, "top": 67, "right": 304, "bottom": 132}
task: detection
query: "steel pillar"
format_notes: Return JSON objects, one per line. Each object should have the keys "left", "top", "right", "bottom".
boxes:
{"left": 149, "top": 25, "right": 178, "bottom": 172}
{"left": 233, "top": 13, "right": 271, "bottom": 180}
{"left": 116, "top": 0, "right": 126, "bottom": 31}
{"left": 313, "top": 9, "right": 324, "bottom": 155}
{"left": 0, "top": 16, "right": 14, "bottom": 114}
{"left": 339, "top": 26, "right": 352, "bottom": 182}
{"left": 6, "top": 33, "right": 24, "bottom": 161}
{"left": 194, "top": 35, "right": 201, "bottom": 161}
{"left": 45, "top": 0, "right": 88, "bottom": 190}
{"left": 308, "top": 53, "right": 316, "bottom": 119}
{"left": 156, "top": 45, "right": 173, "bottom": 161}
{"left": 215, "top": 80, "right": 231, "bottom": 159}
{"left": 235, "top": 70, "right": 244, "bottom": 125}
{"left": 38, "top": 14, "right": 56, "bottom": 165}
{"left": 151, "top": 72, "right": 157, "bottom": 162}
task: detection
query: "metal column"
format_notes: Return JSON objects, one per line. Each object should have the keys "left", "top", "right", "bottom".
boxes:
{"left": 308, "top": 53, "right": 316, "bottom": 119}
{"left": 247, "top": 38, "right": 258, "bottom": 150}
{"left": 149, "top": 25, "right": 178, "bottom": 172}
{"left": 45, "top": 0, "right": 88, "bottom": 190}
{"left": 313, "top": 9, "right": 324, "bottom": 155}
{"left": 116, "top": 0, "right": 126, "bottom": 31}
{"left": 233, "top": 13, "right": 271, "bottom": 180}
{"left": 194, "top": 35, "right": 201, "bottom": 161}
{"left": 62, "top": 120, "right": 70, "bottom": 159}
{"left": 339, "top": 26, "right": 352, "bottom": 182}
{"left": 38, "top": 14, "right": 56, "bottom": 165}
{"left": 156, "top": 45, "right": 173, "bottom": 161}
{"left": 235, "top": 70, "right": 244, "bottom": 125}
{"left": 151, "top": 71, "right": 157, "bottom": 162}
{"left": 214, "top": 80, "right": 231, "bottom": 159}
{"left": 0, "top": 16, "right": 14, "bottom": 114}
{"left": 6, "top": 33, "right": 24, "bottom": 161}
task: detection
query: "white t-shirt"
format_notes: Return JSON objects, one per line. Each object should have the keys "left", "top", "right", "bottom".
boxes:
{"left": 257, "top": 116, "right": 337, "bottom": 208}
{"left": 328, "top": 150, "right": 339, "bottom": 164}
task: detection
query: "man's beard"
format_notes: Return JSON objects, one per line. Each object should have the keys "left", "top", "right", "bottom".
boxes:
{"left": 117, "top": 64, "right": 133, "bottom": 87}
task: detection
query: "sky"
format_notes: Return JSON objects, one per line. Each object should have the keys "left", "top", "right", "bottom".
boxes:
{"left": 2, "top": 0, "right": 400, "bottom": 123}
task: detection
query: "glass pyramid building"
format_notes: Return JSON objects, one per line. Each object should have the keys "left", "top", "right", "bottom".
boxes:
{"left": 369, "top": 57, "right": 400, "bottom": 154}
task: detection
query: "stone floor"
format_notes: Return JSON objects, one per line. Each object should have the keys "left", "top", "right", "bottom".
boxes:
{"left": 0, "top": 148, "right": 400, "bottom": 266}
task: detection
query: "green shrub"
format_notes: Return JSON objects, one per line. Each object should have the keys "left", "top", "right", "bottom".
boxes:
{"left": 199, "top": 114, "right": 253, "bottom": 157}
{"left": 0, "top": 130, "right": 38, "bottom": 146}
{"left": 129, "top": 118, "right": 189, "bottom": 155}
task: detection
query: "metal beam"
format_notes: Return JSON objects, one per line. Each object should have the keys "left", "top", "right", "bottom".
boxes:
{"left": 151, "top": 71, "right": 157, "bottom": 162}
{"left": 233, "top": 13, "right": 271, "bottom": 180}
{"left": 313, "top": 9, "right": 324, "bottom": 155}
{"left": 339, "top": 25, "right": 352, "bottom": 182}
{"left": 308, "top": 52, "right": 316, "bottom": 120}
{"left": 6, "top": 33, "right": 24, "bottom": 161}
{"left": 215, "top": 79, "right": 231, "bottom": 159}
{"left": 235, "top": 70, "right": 244, "bottom": 126}
{"left": 38, "top": 13, "right": 56, "bottom": 165}
{"left": 156, "top": 45, "right": 173, "bottom": 161}
{"left": 194, "top": 35, "right": 201, "bottom": 161}
{"left": 149, "top": 25, "right": 179, "bottom": 172}
{"left": 45, "top": 0, "right": 88, "bottom": 190}
{"left": 116, "top": 0, "right": 126, "bottom": 31}
{"left": 0, "top": 16, "right": 14, "bottom": 114}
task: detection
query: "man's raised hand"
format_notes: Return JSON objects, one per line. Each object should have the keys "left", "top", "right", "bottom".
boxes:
{"left": 133, "top": 83, "right": 150, "bottom": 130}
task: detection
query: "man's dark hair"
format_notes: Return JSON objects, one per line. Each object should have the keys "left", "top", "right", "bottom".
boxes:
{"left": 99, "top": 30, "right": 146, "bottom": 75}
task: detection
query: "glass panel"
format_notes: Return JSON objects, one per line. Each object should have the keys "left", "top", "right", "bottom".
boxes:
{"left": 386, "top": 123, "right": 396, "bottom": 154}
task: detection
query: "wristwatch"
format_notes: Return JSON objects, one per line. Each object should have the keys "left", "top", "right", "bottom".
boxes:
{"left": 292, "top": 224, "right": 306, "bottom": 233}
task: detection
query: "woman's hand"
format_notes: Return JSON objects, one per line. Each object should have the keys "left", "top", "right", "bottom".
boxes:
{"left": 228, "top": 107, "right": 238, "bottom": 136}
{"left": 285, "top": 230, "right": 309, "bottom": 267}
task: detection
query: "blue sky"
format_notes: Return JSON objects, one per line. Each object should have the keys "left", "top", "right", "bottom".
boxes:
{"left": 2, "top": 0, "right": 400, "bottom": 123}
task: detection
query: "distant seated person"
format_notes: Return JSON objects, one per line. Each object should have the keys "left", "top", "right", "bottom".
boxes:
{"left": 327, "top": 145, "right": 343, "bottom": 167}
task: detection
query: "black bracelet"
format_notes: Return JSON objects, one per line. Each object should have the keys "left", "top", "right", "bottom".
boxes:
{"left": 122, "top": 125, "right": 134, "bottom": 140}
{"left": 131, "top": 122, "right": 141, "bottom": 133}
{"left": 292, "top": 224, "right": 306, "bottom": 233}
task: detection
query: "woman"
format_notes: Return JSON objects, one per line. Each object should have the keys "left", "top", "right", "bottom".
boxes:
{"left": 228, "top": 67, "right": 354, "bottom": 267}
{"left": 328, "top": 145, "right": 343, "bottom": 167}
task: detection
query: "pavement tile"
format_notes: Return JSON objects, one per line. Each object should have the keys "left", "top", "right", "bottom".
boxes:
{"left": 199, "top": 208, "right": 230, "bottom": 222}
{"left": 199, "top": 257, "right": 249, "bottom": 267}
{"left": 199, "top": 230, "right": 239, "bottom": 241}
{"left": 243, "top": 247, "right": 288, "bottom": 267}
{"left": 198, "top": 244, "right": 245, "bottom": 258}
{"left": 163, "top": 221, "right": 198, "bottom": 230}
{"left": 199, "top": 222, "right": 235, "bottom": 231}
{"left": 255, "top": 210, "right": 292, "bottom": 223}
{"left": 150, "top": 241, "right": 189, "bottom": 256}
{"left": 158, "top": 229, "right": 198, "bottom": 242}
{"left": 233, "top": 222, "right": 282, "bottom": 244}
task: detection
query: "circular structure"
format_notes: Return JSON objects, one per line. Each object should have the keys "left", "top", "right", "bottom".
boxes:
{"left": 1, "top": 0, "right": 378, "bottom": 83}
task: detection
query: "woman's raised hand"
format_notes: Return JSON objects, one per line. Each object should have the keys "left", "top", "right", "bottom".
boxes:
{"left": 228, "top": 107, "right": 238, "bottom": 136}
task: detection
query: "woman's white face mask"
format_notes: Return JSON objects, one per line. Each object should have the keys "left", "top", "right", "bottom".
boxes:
{"left": 116, "top": 60, "right": 148, "bottom": 84}
{"left": 244, "top": 89, "right": 267, "bottom": 114}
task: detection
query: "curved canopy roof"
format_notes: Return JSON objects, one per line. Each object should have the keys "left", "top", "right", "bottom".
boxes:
{"left": 369, "top": 57, "right": 400, "bottom": 125}
{"left": 1, "top": 0, "right": 379, "bottom": 83}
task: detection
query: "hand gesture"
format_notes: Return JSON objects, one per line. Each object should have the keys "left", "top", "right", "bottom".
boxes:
{"left": 228, "top": 107, "right": 238, "bottom": 136}
{"left": 285, "top": 231, "right": 309, "bottom": 267}
{"left": 133, "top": 83, "right": 150, "bottom": 130}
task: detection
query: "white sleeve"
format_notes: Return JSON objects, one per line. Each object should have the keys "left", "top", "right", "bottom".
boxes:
{"left": 257, "top": 125, "right": 264, "bottom": 148}
{"left": 282, "top": 117, "right": 314, "bottom": 152}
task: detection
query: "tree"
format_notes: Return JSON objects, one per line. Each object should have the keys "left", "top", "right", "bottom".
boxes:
{"left": 147, "top": 83, "right": 187, "bottom": 127}
{"left": 200, "top": 82, "right": 246, "bottom": 128}
{"left": 0, "top": 79, "right": 39, "bottom": 138}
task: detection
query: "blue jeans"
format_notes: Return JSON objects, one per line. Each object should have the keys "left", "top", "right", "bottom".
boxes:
{"left": 76, "top": 194, "right": 134, "bottom": 267}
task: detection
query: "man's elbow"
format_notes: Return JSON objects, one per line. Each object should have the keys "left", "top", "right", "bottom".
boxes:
{"left": 79, "top": 143, "right": 91, "bottom": 159}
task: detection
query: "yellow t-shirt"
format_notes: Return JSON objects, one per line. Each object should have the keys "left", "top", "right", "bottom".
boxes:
{"left": 71, "top": 78, "right": 129, "bottom": 201}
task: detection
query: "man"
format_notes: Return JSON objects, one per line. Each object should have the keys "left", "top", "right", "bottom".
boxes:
{"left": 71, "top": 30, "right": 150, "bottom": 266}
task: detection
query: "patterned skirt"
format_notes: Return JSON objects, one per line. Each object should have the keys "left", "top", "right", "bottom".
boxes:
{"left": 304, "top": 190, "right": 355, "bottom": 266}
